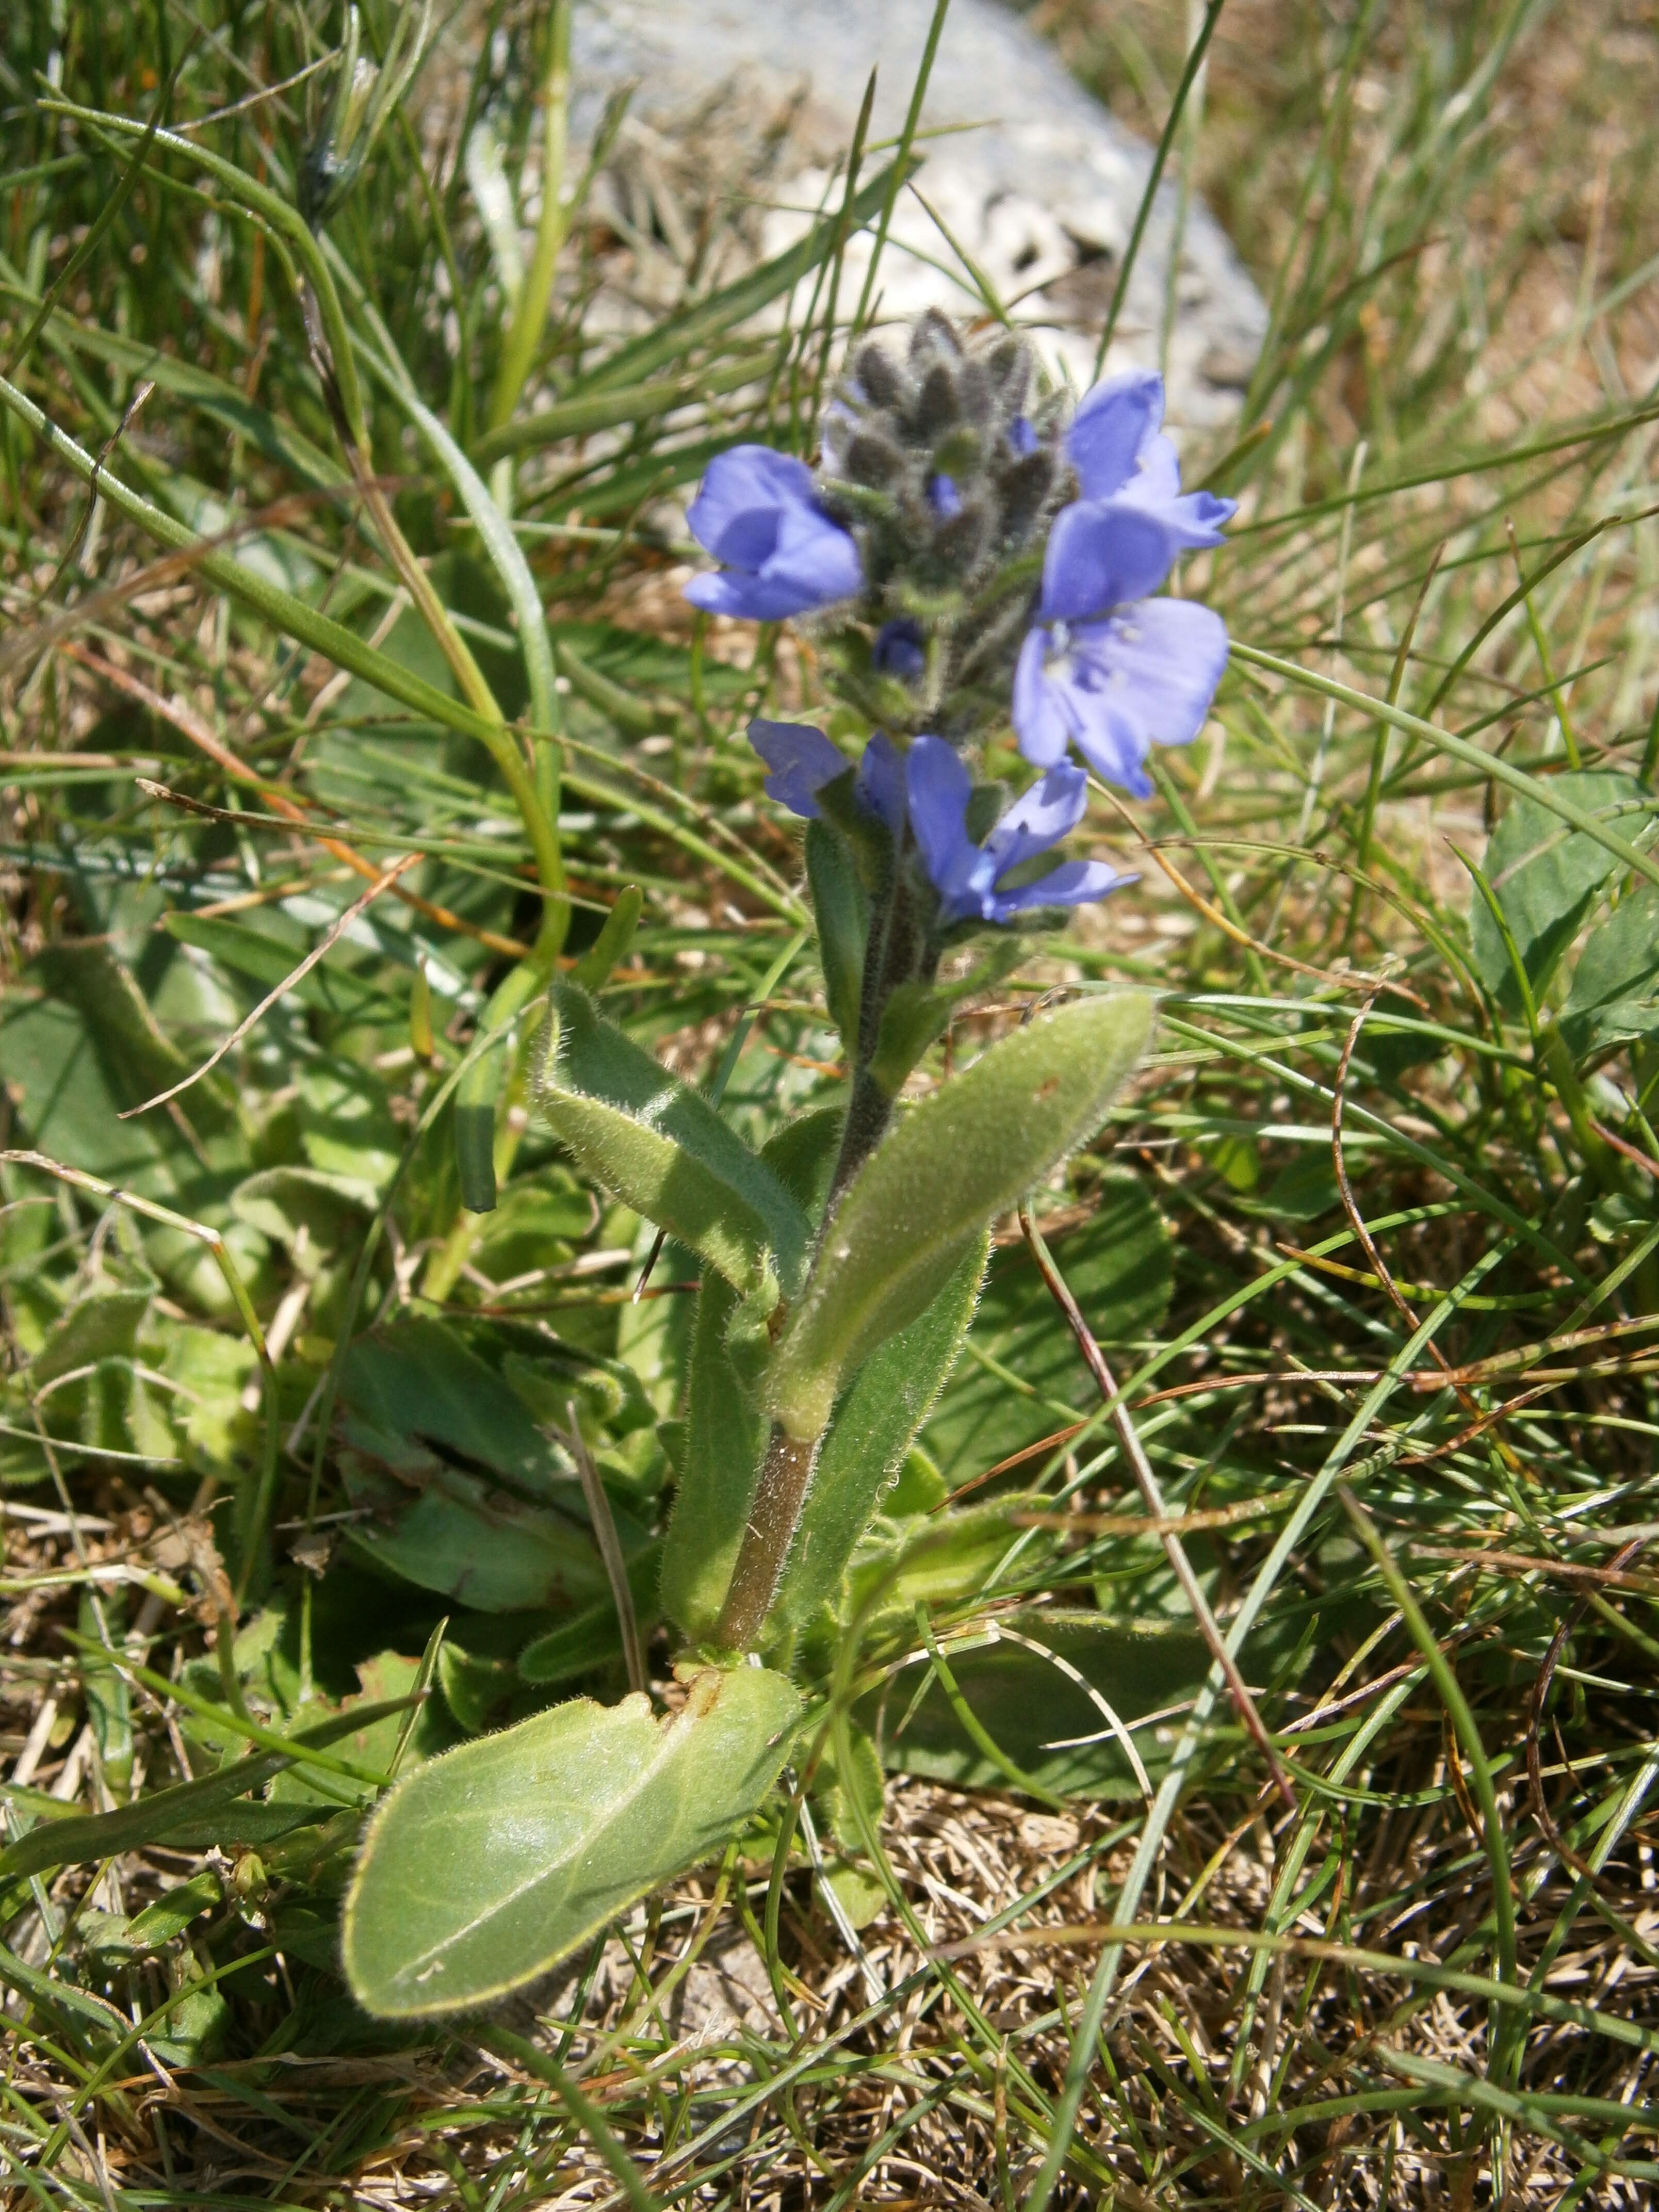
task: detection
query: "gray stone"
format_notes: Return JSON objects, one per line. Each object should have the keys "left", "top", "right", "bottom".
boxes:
{"left": 570, "top": 0, "right": 1265, "bottom": 427}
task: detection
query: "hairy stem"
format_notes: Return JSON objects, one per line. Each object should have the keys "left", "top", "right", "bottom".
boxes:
{"left": 716, "top": 1425, "right": 821, "bottom": 1651}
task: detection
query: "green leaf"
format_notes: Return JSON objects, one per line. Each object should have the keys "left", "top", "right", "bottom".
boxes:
{"left": 864, "top": 1608, "right": 1210, "bottom": 1800}
{"left": 27, "top": 1287, "right": 151, "bottom": 1388}
{"left": 658, "top": 1272, "right": 768, "bottom": 1640}
{"left": 924, "top": 1175, "right": 1173, "bottom": 1486}
{"left": 1470, "top": 771, "right": 1649, "bottom": 1011}
{"left": 773, "top": 1233, "right": 986, "bottom": 1631}
{"left": 120, "top": 1869, "right": 224, "bottom": 1953}
{"left": 867, "top": 938, "right": 1028, "bottom": 1098}
{"left": 766, "top": 993, "right": 1153, "bottom": 1439}
{"left": 1561, "top": 884, "right": 1659, "bottom": 1056}
{"left": 571, "top": 885, "right": 644, "bottom": 991}
{"left": 340, "top": 1453, "right": 615, "bottom": 1614}
{"left": 337, "top": 1316, "right": 572, "bottom": 1498}
{"left": 392, "top": 380, "right": 557, "bottom": 733}
{"left": 516, "top": 1544, "right": 663, "bottom": 1687}
{"left": 470, "top": 351, "right": 780, "bottom": 465}
{"left": 232, "top": 1166, "right": 375, "bottom": 1256}
{"left": 0, "top": 1700, "right": 414, "bottom": 1881}
{"left": 534, "top": 983, "right": 809, "bottom": 1296}
{"left": 805, "top": 821, "right": 869, "bottom": 1056}
{"left": 341, "top": 1665, "right": 801, "bottom": 2018}
{"left": 164, "top": 910, "right": 384, "bottom": 1020}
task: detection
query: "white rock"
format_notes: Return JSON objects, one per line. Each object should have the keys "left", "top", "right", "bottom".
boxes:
{"left": 570, "top": 0, "right": 1265, "bottom": 426}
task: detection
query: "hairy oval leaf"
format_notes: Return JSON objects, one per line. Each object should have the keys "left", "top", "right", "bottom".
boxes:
{"left": 341, "top": 1665, "right": 801, "bottom": 2019}
{"left": 535, "top": 983, "right": 809, "bottom": 1295}
{"left": 773, "top": 1231, "right": 987, "bottom": 1631}
{"left": 657, "top": 1271, "right": 768, "bottom": 1641}
{"left": 766, "top": 992, "right": 1152, "bottom": 1439}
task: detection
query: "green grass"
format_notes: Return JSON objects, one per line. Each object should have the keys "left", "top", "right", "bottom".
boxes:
{"left": 5, "top": 0, "right": 1659, "bottom": 2203}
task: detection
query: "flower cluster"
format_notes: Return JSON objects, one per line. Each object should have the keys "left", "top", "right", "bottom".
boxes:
{"left": 751, "top": 721, "right": 1127, "bottom": 930}
{"left": 683, "top": 317, "right": 1233, "bottom": 930}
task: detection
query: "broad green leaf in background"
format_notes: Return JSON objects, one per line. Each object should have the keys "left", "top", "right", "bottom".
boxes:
{"left": 773, "top": 1233, "right": 987, "bottom": 1631}
{"left": 535, "top": 983, "right": 810, "bottom": 1296}
{"left": 232, "top": 1167, "right": 375, "bottom": 1259}
{"left": 515, "top": 1543, "right": 662, "bottom": 1688}
{"left": 342, "top": 1665, "right": 801, "bottom": 2018}
{"left": 27, "top": 1287, "right": 152, "bottom": 1388}
{"left": 340, "top": 1452, "right": 618, "bottom": 1615}
{"left": 925, "top": 1176, "right": 1173, "bottom": 1486}
{"left": 1560, "top": 883, "right": 1659, "bottom": 1058}
{"left": 1470, "top": 771, "right": 1649, "bottom": 1011}
{"left": 165, "top": 910, "right": 385, "bottom": 1022}
{"left": 337, "top": 1316, "right": 572, "bottom": 1498}
{"left": 766, "top": 993, "right": 1154, "bottom": 1440}
{"left": 865, "top": 1610, "right": 1210, "bottom": 1800}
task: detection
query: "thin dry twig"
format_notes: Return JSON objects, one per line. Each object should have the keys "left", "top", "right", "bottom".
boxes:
{"left": 118, "top": 852, "right": 418, "bottom": 1116}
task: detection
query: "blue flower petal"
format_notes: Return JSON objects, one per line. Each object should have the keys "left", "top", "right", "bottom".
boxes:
{"left": 1008, "top": 416, "right": 1040, "bottom": 457}
{"left": 906, "top": 737, "right": 991, "bottom": 924}
{"left": 989, "top": 859, "right": 1130, "bottom": 919}
{"left": 929, "top": 474, "right": 964, "bottom": 519}
{"left": 1040, "top": 500, "right": 1180, "bottom": 623}
{"left": 857, "top": 731, "right": 907, "bottom": 836}
{"left": 873, "top": 618, "right": 926, "bottom": 683}
{"left": 684, "top": 445, "right": 861, "bottom": 621}
{"left": 1067, "top": 371, "right": 1164, "bottom": 500}
{"left": 1012, "top": 628, "right": 1072, "bottom": 767}
{"left": 983, "top": 762, "right": 1088, "bottom": 877}
{"left": 1117, "top": 435, "right": 1235, "bottom": 547}
{"left": 688, "top": 446, "right": 816, "bottom": 566}
{"left": 748, "top": 719, "right": 849, "bottom": 818}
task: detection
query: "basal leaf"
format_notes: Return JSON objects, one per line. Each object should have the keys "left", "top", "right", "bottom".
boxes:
{"left": 865, "top": 1609, "right": 1210, "bottom": 1801}
{"left": 1561, "top": 884, "right": 1659, "bottom": 1056}
{"left": 341, "top": 1665, "right": 801, "bottom": 2018}
{"left": 535, "top": 983, "right": 809, "bottom": 1296}
{"left": 766, "top": 994, "right": 1153, "bottom": 1439}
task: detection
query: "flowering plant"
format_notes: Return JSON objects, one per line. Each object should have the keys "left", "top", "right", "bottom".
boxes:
{"left": 343, "top": 317, "right": 1233, "bottom": 2022}
{"left": 684, "top": 313, "right": 1233, "bottom": 1199}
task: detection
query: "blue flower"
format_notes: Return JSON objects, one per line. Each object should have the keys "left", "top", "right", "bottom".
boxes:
{"left": 1010, "top": 371, "right": 1233, "bottom": 794}
{"left": 1012, "top": 600, "right": 1229, "bottom": 799}
{"left": 1007, "top": 416, "right": 1039, "bottom": 458}
{"left": 873, "top": 617, "right": 926, "bottom": 682}
{"left": 1067, "top": 370, "right": 1235, "bottom": 549}
{"left": 906, "top": 736, "right": 1128, "bottom": 925}
{"left": 684, "top": 446, "right": 863, "bottom": 621}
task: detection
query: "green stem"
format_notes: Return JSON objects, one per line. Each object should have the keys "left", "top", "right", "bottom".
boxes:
{"left": 825, "top": 867, "right": 932, "bottom": 1212}
{"left": 486, "top": 0, "right": 571, "bottom": 434}
{"left": 42, "top": 99, "right": 369, "bottom": 449}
